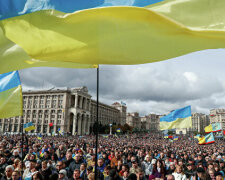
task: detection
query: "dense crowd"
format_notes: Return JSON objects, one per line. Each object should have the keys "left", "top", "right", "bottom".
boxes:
{"left": 0, "top": 133, "right": 224, "bottom": 180}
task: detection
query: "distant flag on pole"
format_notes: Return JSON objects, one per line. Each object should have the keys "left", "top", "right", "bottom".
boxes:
{"left": 160, "top": 106, "right": 192, "bottom": 130}
{"left": 0, "top": 71, "right": 22, "bottom": 118}
{"left": 121, "top": 101, "right": 126, "bottom": 106}
{"left": 198, "top": 132, "right": 215, "bottom": 145}
{"left": 173, "top": 136, "right": 178, "bottom": 141}
{"left": 37, "top": 134, "right": 42, "bottom": 140}
{"left": 58, "top": 128, "right": 63, "bottom": 135}
{"left": 116, "top": 128, "right": 122, "bottom": 133}
{"left": 164, "top": 135, "right": 168, "bottom": 139}
{"left": 205, "top": 123, "right": 222, "bottom": 133}
{"left": 24, "top": 122, "right": 35, "bottom": 131}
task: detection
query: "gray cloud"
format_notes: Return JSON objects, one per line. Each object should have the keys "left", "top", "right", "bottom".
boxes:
{"left": 19, "top": 50, "right": 225, "bottom": 116}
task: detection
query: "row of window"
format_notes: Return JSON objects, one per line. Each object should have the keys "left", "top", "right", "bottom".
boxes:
{"left": 24, "top": 95, "right": 64, "bottom": 100}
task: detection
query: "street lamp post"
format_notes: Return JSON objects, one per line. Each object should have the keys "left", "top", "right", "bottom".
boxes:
{"left": 109, "top": 124, "right": 112, "bottom": 135}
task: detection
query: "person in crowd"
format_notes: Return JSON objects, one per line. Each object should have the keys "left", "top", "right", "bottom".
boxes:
{"left": 1, "top": 165, "right": 14, "bottom": 180}
{"left": 58, "top": 169, "right": 68, "bottom": 180}
{"left": 172, "top": 165, "right": 187, "bottom": 180}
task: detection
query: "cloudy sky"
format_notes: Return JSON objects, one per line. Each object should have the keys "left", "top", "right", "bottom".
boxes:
{"left": 19, "top": 49, "right": 225, "bottom": 116}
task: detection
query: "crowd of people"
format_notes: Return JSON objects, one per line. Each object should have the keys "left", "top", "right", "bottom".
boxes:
{"left": 0, "top": 133, "right": 224, "bottom": 180}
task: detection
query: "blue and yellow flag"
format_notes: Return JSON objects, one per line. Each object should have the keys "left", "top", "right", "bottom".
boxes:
{"left": 194, "top": 134, "right": 201, "bottom": 140}
{"left": 1, "top": 1, "right": 225, "bottom": 73}
{"left": 37, "top": 134, "right": 42, "bottom": 140}
{"left": 58, "top": 128, "right": 63, "bottom": 135}
{"left": 0, "top": 71, "right": 22, "bottom": 118}
{"left": 160, "top": 106, "right": 192, "bottom": 130}
{"left": 116, "top": 128, "right": 122, "bottom": 133}
{"left": 198, "top": 132, "right": 215, "bottom": 145}
{"left": 164, "top": 135, "right": 168, "bottom": 139}
{"left": 173, "top": 136, "right": 178, "bottom": 141}
{"left": 24, "top": 122, "right": 35, "bottom": 131}
{"left": 205, "top": 123, "right": 222, "bottom": 133}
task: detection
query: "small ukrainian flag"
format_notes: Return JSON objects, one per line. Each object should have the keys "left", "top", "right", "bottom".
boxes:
{"left": 24, "top": 122, "right": 35, "bottom": 131}
{"left": 37, "top": 134, "right": 42, "bottom": 140}
{"left": 173, "top": 136, "right": 178, "bottom": 141}
{"left": 116, "top": 128, "right": 121, "bottom": 133}
{"left": 58, "top": 128, "right": 63, "bottom": 135}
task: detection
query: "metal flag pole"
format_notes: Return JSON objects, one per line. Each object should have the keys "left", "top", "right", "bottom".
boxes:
{"left": 95, "top": 66, "right": 99, "bottom": 180}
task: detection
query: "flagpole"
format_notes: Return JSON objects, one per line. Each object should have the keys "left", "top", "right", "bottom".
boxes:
{"left": 95, "top": 66, "right": 99, "bottom": 180}
{"left": 21, "top": 122, "right": 24, "bottom": 175}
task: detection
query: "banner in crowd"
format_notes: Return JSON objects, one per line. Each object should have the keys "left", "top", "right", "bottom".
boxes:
{"left": 1, "top": 1, "right": 225, "bottom": 73}
{"left": 0, "top": 71, "right": 22, "bottom": 119}
{"left": 205, "top": 123, "right": 222, "bottom": 133}
{"left": 160, "top": 106, "right": 192, "bottom": 130}
{"left": 24, "top": 122, "right": 35, "bottom": 131}
{"left": 198, "top": 132, "right": 215, "bottom": 145}
{"left": 116, "top": 128, "right": 122, "bottom": 133}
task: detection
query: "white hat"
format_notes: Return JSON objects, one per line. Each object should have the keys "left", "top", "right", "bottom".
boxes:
{"left": 151, "top": 159, "right": 157, "bottom": 164}
{"left": 59, "top": 169, "right": 67, "bottom": 176}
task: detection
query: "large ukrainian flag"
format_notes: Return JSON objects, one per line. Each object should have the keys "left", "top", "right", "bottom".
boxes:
{"left": 1, "top": 0, "right": 225, "bottom": 73}
{"left": 0, "top": 71, "right": 22, "bottom": 118}
{"left": 160, "top": 106, "right": 192, "bottom": 130}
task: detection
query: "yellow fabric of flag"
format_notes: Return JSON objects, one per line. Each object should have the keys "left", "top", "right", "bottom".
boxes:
{"left": 0, "top": 0, "right": 225, "bottom": 73}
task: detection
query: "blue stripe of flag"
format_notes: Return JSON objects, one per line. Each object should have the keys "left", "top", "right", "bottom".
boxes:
{"left": 0, "top": 71, "right": 21, "bottom": 93}
{"left": 0, "top": 0, "right": 164, "bottom": 20}
{"left": 160, "top": 106, "right": 191, "bottom": 122}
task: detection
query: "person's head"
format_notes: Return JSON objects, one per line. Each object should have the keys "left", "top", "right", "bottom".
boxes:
{"left": 215, "top": 172, "right": 223, "bottom": 180}
{"left": 169, "top": 163, "right": 175, "bottom": 170}
{"left": 29, "top": 160, "right": 37, "bottom": 170}
{"left": 109, "top": 169, "right": 118, "bottom": 179}
{"left": 32, "top": 172, "right": 44, "bottom": 180}
{"left": 73, "top": 169, "right": 80, "bottom": 179}
{"left": 56, "top": 161, "right": 64, "bottom": 171}
{"left": 196, "top": 167, "right": 205, "bottom": 178}
{"left": 145, "top": 155, "right": 151, "bottom": 162}
{"left": 167, "top": 174, "right": 175, "bottom": 180}
{"left": 5, "top": 165, "right": 14, "bottom": 178}
{"left": 86, "top": 166, "right": 93, "bottom": 175}
{"left": 74, "top": 154, "right": 80, "bottom": 162}
{"left": 88, "top": 173, "right": 95, "bottom": 180}
{"left": 66, "top": 151, "right": 72, "bottom": 160}
{"left": 104, "top": 165, "right": 111, "bottom": 175}
{"left": 131, "top": 159, "right": 138, "bottom": 168}
{"left": 175, "top": 165, "right": 183, "bottom": 174}
{"left": 208, "top": 163, "right": 214, "bottom": 170}
{"left": 136, "top": 168, "right": 144, "bottom": 179}
{"left": 12, "top": 170, "right": 20, "bottom": 180}
{"left": 186, "top": 163, "right": 192, "bottom": 170}
{"left": 41, "top": 160, "right": 48, "bottom": 169}
{"left": 58, "top": 169, "right": 67, "bottom": 180}
{"left": 98, "top": 158, "right": 104, "bottom": 167}
{"left": 208, "top": 169, "right": 215, "bottom": 178}
{"left": 80, "top": 163, "right": 86, "bottom": 171}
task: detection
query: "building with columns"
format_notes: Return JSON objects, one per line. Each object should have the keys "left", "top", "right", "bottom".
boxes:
{"left": 209, "top": 109, "right": 225, "bottom": 130}
{"left": 191, "top": 112, "right": 210, "bottom": 133}
{"left": 0, "top": 87, "right": 126, "bottom": 135}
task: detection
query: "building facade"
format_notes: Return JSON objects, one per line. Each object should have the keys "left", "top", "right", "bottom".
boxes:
{"left": 209, "top": 109, "right": 225, "bottom": 130}
{"left": 191, "top": 113, "right": 210, "bottom": 133}
{"left": 0, "top": 87, "right": 126, "bottom": 135}
{"left": 126, "top": 112, "right": 141, "bottom": 129}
